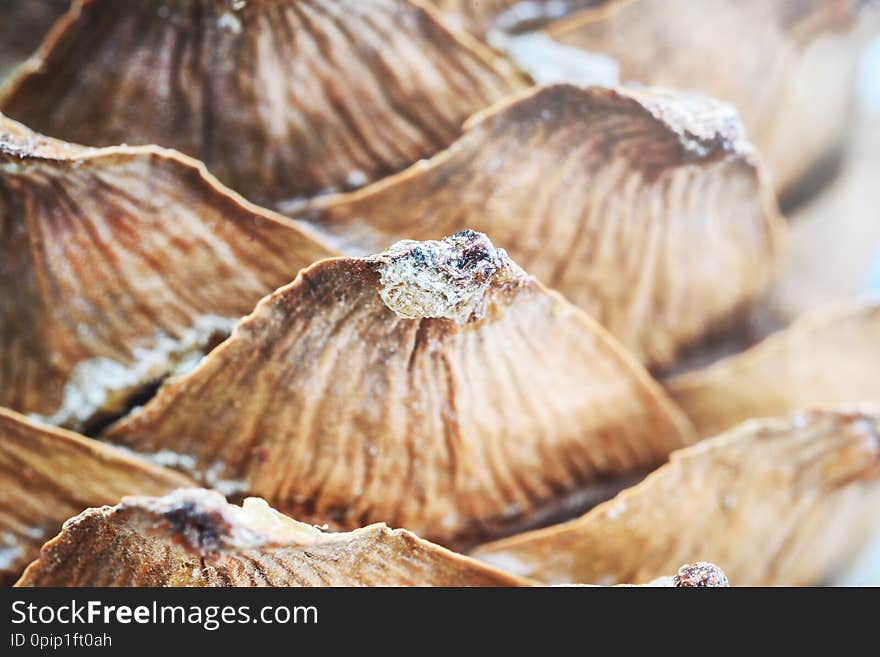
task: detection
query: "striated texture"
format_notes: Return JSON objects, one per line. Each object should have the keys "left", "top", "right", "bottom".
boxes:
{"left": 547, "top": 0, "right": 877, "bottom": 197}
{"left": 0, "top": 0, "right": 68, "bottom": 82}
{"left": 16, "top": 487, "right": 722, "bottom": 587}
{"left": 102, "top": 232, "right": 696, "bottom": 548}
{"left": 0, "top": 0, "right": 525, "bottom": 208}
{"left": 0, "top": 407, "right": 193, "bottom": 585}
{"left": 295, "top": 84, "right": 780, "bottom": 368}
{"left": 666, "top": 301, "right": 880, "bottom": 438}
{"left": 0, "top": 115, "right": 334, "bottom": 428}
{"left": 429, "top": 0, "right": 604, "bottom": 35}
{"left": 16, "top": 489, "right": 533, "bottom": 586}
{"left": 473, "top": 409, "right": 880, "bottom": 585}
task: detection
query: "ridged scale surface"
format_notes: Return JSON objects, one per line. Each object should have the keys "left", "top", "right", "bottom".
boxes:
{"left": 474, "top": 409, "right": 880, "bottom": 586}
{"left": 298, "top": 84, "right": 780, "bottom": 367}
{"left": 0, "top": 0, "right": 525, "bottom": 206}
{"left": 0, "top": 408, "right": 192, "bottom": 583}
{"left": 0, "top": 114, "right": 332, "bottom": 424}
{"left": 103, "top": 234, "right": 695, "bottom": 548}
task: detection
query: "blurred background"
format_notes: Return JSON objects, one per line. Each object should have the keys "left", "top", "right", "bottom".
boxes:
{"left": 818, "top": 33, "right": 880, "bottom": 586}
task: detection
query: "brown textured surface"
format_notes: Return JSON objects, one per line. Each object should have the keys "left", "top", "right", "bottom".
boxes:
{"left": 0, "top": 407, "right": 193, "bottom": 585}
{"left": 0, "top": 114, "right": 334, "bottom": 428}
{"left": 0, "top": 0, "right": 68, "bottom": 82}
{"left": 473, "top": 409, "right": 880, "bottom": 585}
{"left": 16, "top": 489, "right": 533, "bottom": 586}
{"left": 295, "top": 84, "right": 780, "bottom": 368}
{"left": 0, "top": 0, "right": 525, "bottom": 208}
{"left": 102, "top": 232, "right": 696, "bottom": 548}
{"left": 548, "top": 0, "right": 876, "bottom": 196}
{"left": 429, "top": 0, "right": 604, "bottom": 35}
{"left": 665, "top": 301, "right": 880, "bottom": 438}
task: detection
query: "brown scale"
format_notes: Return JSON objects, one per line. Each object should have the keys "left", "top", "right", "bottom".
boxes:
{"left": 473, "top": 409, "right": 880, "bottom": 586}
{"left": 100, "top": 231, "right": 697, "bottom": 549}
{"left": 0, "top": 0, "right": 527, "bottom": 208}
{"left": 293, "top": 84, "right": 781, "bottom": 368}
